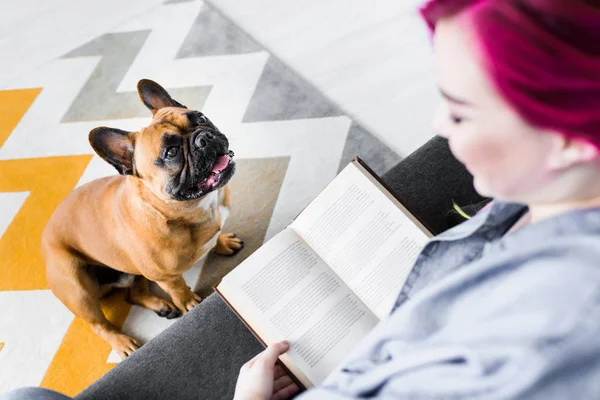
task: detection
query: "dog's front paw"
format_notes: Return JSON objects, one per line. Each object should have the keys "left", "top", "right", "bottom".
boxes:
{"left": 172, "top": 292, "right": 202, "bottom": 314}
{"left": 154, "top": 299, "right": 182, "bottom": 320}
{"left": 214, "top": 233, "right": 244, "bottom": 256}
{"left": 108, "top": 333, "right": 141, "bottom": 360}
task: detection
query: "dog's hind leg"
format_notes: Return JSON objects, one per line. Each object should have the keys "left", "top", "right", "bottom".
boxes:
{"left": 89, "top": 265, "right": 136, "bottom": 298}
{"left": 127, "top": 277, "right": 181, "bottom": 319}
{"left": 45, "top": 248, "right": 141, "bottom": 359}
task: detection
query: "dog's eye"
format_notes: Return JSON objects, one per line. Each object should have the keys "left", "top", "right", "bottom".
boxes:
{"left": 166, "top": 147, "right": 179, "bottom": 158}
{"left": 198, "top": 115, "right": 207, "bottom": 124}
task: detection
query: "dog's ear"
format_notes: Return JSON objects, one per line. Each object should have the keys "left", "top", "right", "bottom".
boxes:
{"left": 137, "top": 79, "right": 187, "bottom": 115}
{"left": 89, "top": 127, "right": 136, "bottom": 175}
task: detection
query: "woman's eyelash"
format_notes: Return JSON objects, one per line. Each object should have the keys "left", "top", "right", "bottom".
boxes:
{"left": 450, "top": 115, "right": 464, "bottom": 124}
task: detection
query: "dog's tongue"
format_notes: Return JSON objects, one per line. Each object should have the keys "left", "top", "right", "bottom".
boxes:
{"left": 200, "top": 154, "right": 232, "bottom": 190}
{"left": 212, "top": 155, "right": 229, "bottom": 173}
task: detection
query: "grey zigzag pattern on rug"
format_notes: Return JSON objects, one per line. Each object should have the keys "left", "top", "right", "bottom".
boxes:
{"left": 182, "top": 1, "right": 402, "bottom": 175}
{"left": 61, "top": 31, "right": 212, "bottom": 122}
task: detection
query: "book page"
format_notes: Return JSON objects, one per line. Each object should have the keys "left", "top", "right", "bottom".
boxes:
{"left": 218, "top": 228, "right": 379, "bottom": 388}
{"left": 291, "top": 162, "right": 430, "bottom": 319}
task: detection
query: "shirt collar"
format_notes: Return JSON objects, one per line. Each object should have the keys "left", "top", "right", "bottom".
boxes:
{"left": 434, "top": 201, "right": 527, "bottom": 242}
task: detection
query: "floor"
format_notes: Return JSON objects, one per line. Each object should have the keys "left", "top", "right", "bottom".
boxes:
{"left": 1, "top": 0, "right": 437, "bottom": 156}
{"left": 0, "top": 0, "right": 165, "bottom": 84}
{"left": 207, "top": 0, "right": 438, "bottom": 155}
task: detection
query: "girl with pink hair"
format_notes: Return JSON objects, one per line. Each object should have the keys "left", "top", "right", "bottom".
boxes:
{"left": 238, "top": 1, "right": 600, "bottom": 398}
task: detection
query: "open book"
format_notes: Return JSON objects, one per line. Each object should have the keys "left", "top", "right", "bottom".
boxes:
{"left": 215, "top": 159, "right": 432, "bottom": 389}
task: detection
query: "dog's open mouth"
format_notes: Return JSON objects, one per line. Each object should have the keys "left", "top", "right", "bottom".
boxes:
{"left": 198, "top": 150, "right": 235, "bottom": 191}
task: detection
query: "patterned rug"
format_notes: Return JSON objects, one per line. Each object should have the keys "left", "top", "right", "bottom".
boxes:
{"left": 0, "top": 0, "right": 400, "bottom": 396}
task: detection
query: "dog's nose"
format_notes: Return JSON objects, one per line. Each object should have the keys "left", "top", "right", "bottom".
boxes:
{"left": 193, "top": 130, "right": 214, "bottom": 149}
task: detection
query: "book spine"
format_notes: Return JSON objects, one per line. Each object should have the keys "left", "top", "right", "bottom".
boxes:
{"left": 212, "top": 285, "right": 308, "bottom": 391}
{"left": 354, "top": 157, "right": 435, "bottom": 235}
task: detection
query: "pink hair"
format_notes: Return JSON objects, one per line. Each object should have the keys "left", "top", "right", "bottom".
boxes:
{"left": 420, "top": 0, "right": 600, "bottom": 147}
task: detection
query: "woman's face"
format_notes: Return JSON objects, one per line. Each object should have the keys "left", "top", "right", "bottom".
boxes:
{"left": 432, "top": 15, "right": 566, "bottom": 203}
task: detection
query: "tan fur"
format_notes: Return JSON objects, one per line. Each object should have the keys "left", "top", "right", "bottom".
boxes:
{"left": 42, "top": 81, "right": 242, "bottom": 359}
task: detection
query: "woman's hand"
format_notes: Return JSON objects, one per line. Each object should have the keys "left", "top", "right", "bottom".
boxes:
{"left": 234, "top": 341, "right": 301, "bottom": 400}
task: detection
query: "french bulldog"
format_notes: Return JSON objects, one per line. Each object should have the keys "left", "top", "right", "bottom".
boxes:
{"left": 42, "top": 79, "right": 243, "bottom": 358}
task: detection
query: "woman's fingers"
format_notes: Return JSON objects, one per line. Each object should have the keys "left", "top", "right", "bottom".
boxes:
{"left": 252, "top": 341, "right": 290, "bottom": 370}
{"left": 273, "top": 375, "right": 294, "bottom": 393}
{"left": 242, "top": 352, "right": 262, "bottom": 369}
{"left": 273, "top": 382, "right": 301, "bottom": 400}
{"left": 256, "top": 341, "right": 290, "bottom": 367}
{"left": 242, "top": 341, "right": 290, "bottom": 370}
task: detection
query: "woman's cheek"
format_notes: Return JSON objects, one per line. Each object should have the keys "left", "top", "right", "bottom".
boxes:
{"left": 459, "top": 139, "right": 501, "bottom": 196}
{"left": 451, "top": 134, "right": 490, "bottom": 170}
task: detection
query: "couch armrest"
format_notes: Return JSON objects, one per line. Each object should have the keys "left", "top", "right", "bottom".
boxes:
{"left": 382, "top": 136, "right": 489, "bottom": 235}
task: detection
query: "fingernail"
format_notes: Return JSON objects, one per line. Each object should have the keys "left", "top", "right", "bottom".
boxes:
{"left": 281, "top": 340, "right": 290, "bottom": 346}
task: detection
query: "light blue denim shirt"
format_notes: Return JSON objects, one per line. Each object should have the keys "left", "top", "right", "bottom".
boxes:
{"left": 299, "top": 201, "right": 600, "bottom": 399}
